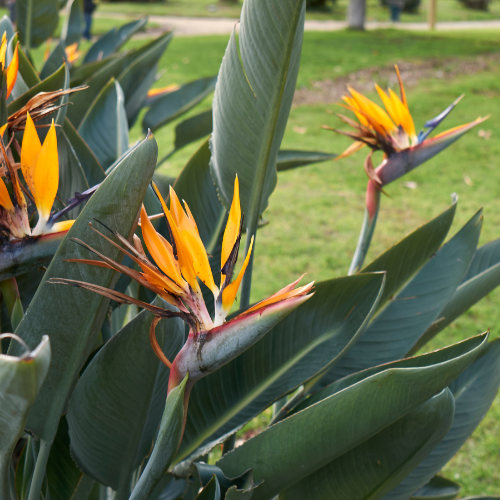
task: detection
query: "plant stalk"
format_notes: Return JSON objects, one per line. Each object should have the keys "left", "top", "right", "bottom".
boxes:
{"left": 27, "top": 439, "right": 52, "bottom": 500}
{"left": 0, "top": 453, "right": 11, "bottom": 500}
{"left": 348, "top": 188, "right": 381, "bottom": 275}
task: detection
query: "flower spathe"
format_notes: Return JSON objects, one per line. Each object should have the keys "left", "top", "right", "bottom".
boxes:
{"left": 49, "top": 177, "right": 314, "bottom": 388}
{"left": 0, "top": 113, "right": 74, "bottom": 241}
{"left": 0, "top": 31, "right": 19, "bottom": 99}
{"left": 328, "top": 65, "right": 488, "bottom": 219}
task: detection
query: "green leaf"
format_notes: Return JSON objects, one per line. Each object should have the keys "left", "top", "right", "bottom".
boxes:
{"left": 67, "top": 54, "right": 127, "bottom": 128}
{"left": 40, "top": 40, "right": 67, "bottom": 81}
{"left": 70, "top": 56, "right": 119, "bottom": 87}
{"left": 324, "top": 206, "right": 481, "bottom": 383}
{"left": 142, "top": 76, "right": 217, "bottom": 132}
{"left": 67, "top": 300, "right": 184, "bottom": 490}
{"left": 61, "top": 0, "right": 84, "bottom": 46}
{"left": 129, "top": 375, "right": 188, "bottom": 500}
{"left": 195, "top": 476, "right": 221, "bottom": 500}
{"left": 82, "top": 18, "right": 148, "bottom": 64}
{"left": 276, "top": 150, "right": 336, "bottom": 171}
{"left": 0, "top": 336, "right": 51, "bottom": 454}
{"left": 117, "top": 32, "right": 173, "bottom": 126}
{"left": 8, "top": 62, "right": 66, "bottom": 115}
{"left": 383, "top": 338, "right": 500, "bottom": 500}
{"left": 280, "top": 390, "right": 455, "bottom": 500}
{"left": 16, "top": 0, "right": 59, "bottom": 49}
{"left": 413, "top": 238, "right": 500, "bottom": 354}
{"left": 178, "top": 272, "right": 385, "bottom": 462}
{"left": 410, "top": 476, "right": 461, "bottom": 500}
{"left": 62, "top": 119, "right": 105, "bottom": 187}
{"left": 174, "top": 109, "right": 213, "bottom": 152}
{"left": 56, "top": 127, "right": 90, "bottom": 217}
{"left": 183, "top": 463, "right": 260, "bottom": 500}
{"left": 78, "top": 78, "right": 129, "bottom": 170}
{"left": 210, "top": 0, "right": 304, "bottom": 222}
{"left": 0, "top": 16, "right": 15, "bottom": 42}
{"left": 9, "top": 36, "right": 39, "bottom": 100}
{"left": 7, "top": 133, "right": 158, "bottom": 442}
{"left": 45, "top": 417, "right": 87, "bottom": 500}
{"left": 217, "top": 334, "right": 486, "bottom": 500}
{"left": 0, "top": 231, "right": 67, "bottom": 281}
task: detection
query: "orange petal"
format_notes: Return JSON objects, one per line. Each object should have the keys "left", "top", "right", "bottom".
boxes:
{"left": 221, "top": 236, "right": 254, "bottom": 313}
{"left": 140, "top": 204, "right": 185, "bottom": 289}
{"left": 21, "top": 112, "right": 42, "bottom": 206}
{"left": 395, "top": 65, "right": 408, "bottom": 108}
{"left": 0, "top": 124, "right": 7, "bottom": 138}
{"left": 6, "top": 42, "right": 18, "bottom": 99}
{"left": 221, "top": 176, "right": 241, "bottom": 284}
{"left": 34, "top": 120, "right": 58, "bottom": 223}
{"left": 169, "top": 185, "right": 217, "bottom": 296}
{"left": 336, "top": 140, "right": 366, "bottom": 160}
{"left": 153, "top": 182, "right": 200, "bottom": 293}
{"left": 0, "top": 32, "right": 6, "bottom": 67}
{"left": 342, "top": 95, "right": 369, "bottom": 128}
{"left": 388, "top": 88, "right": 416, "bottom": 140}
{"left": 48, "top": 219, "right": 74, "bottom": 233}
{"left": 348, "top": 87, "right": 396, "bottom": 137}
{"left": 0, "top": 176, "right": 14, "bottom": 212}
{"left": 244, "top": 277, "right": 314, "bottom": 315}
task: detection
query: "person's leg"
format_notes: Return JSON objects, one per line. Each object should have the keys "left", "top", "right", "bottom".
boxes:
{"left": 84, "top": 12, "right": 92, "bottom": 40}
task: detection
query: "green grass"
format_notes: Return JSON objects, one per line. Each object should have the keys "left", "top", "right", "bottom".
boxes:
{"left": 127, "top": 29, "right": 500, "bottom": 497}
{"left": 97, "top": 0, "right": 500, "bottom": 22}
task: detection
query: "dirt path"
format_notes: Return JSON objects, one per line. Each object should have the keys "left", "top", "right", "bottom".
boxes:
{"left": 96, "top": 12, "right": 500, "bottom": 36}
{"left": 292, "top": 52, "right": 500, "bottom": 106}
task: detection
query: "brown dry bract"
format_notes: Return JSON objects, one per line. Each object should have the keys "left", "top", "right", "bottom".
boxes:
{"left": 8, "top": 86, "right": 87, "bottom": 132}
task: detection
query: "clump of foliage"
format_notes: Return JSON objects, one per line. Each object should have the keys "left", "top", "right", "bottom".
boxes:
{"left": 0, "top": 1, "right": 499, "bottom": 500}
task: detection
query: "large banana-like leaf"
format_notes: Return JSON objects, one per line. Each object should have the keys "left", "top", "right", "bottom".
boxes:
{"left": 67, "top": 301, "right": 184, "bottom": 491}
{"left": 276, "top": 150, "right": 336, "bottom": 171}
{"left": 16, "top": 0, "right": 59, "bottom": 49}
{"left": 0, "top": 16, "right": 14, "bottom": 41}
{"left": 412, "top": 238, "right": 500, "bottom": 353}
{"left": 217, "top": 334, "right": 486, "bottom": 500}
{"left": 78, "top": 78, "right": 129, "bottom": 170}
{"left": 61, "top": 0, "right": 83, "bottom": 46}
{"left": 324, "top": 207, "right": 481, "bottom": 382}
{"left": 142, "top": 76, "right": 217, "bottom": 132}
{"left": 177, "top": 273, "right": 385, "bottom": 462}
{"left": 382, "top": 338, "right": 500, "bottom": 500}
{"left": 63, "top": 119, "right": 106, "bottom": 187}
{"left": 56, "top": 128, "right": 89, "bottom": 217}
{"left": 410, "top": 476, "right": 461, "bottom": 500}
{"left": 0, "top": 336, "right": 51, "bottom": 455}
{"left": 83, "top": 18, "right": 148, "bottom": 64}
{"left": 7, "top": 133, "right": 158, "bottom": 443}
{"left": 117, "top": 32, "right": 173, "bottom": 126}
{"left": 40, "top": 40, "right": 67, "bottom": 81}
{"left": 67, "top": 55, "right": 127, "bottom": 128}
{"left": 173, "top": 109, "right": 213, "bottom": 152}
{"left": 280, "top": 390, "right": 455, "bottom": 500}
{"left": 210, "top": 0, "right": 305, "bottom": 230}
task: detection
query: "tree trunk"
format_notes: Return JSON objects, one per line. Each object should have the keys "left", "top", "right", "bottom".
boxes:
{"left": 347, "top": 0, "right": 367, "bottom": 29}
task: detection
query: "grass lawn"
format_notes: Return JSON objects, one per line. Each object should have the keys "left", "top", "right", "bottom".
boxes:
{"left": 126, "top": 29, "right": 500, "bottom": 497}
{"left": 97, "top": 0, "right": 500, "bottom": 22}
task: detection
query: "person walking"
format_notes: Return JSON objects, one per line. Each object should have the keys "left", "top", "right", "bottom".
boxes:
{"left": 83, "top": 0, "right": 97, "bottom": 41}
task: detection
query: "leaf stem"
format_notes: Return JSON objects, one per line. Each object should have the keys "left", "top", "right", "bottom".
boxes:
{"left": 348, "top": 190, "right": 381, "bottom": 275}
{"left": 27, "top": 439, "right": 52, "bottom": 500}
